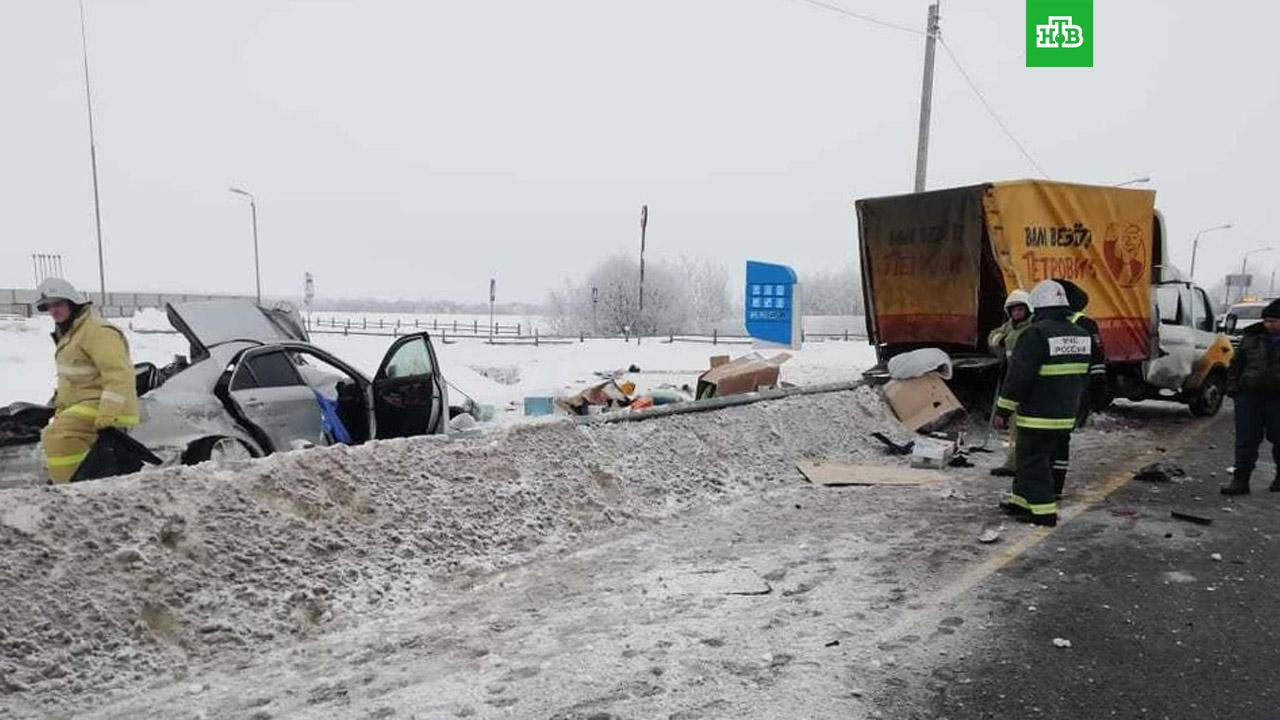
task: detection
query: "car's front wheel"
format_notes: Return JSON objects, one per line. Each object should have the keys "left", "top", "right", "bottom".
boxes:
{"left": 183, "top": 436, "right": 255, "bottom": 465}
{"left": 1189, "top": 371, "right": 1226, "bottom": 417}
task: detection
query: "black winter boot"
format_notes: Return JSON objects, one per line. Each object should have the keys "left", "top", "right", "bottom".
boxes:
{"left": 1028, "top": 513, "right": 1058, "bottom": 528}
{"left": 1221, "top": 470, "right": 1251, "bottom": 496}
{"left": 998, "top": 495, "right": 1030, "bottom": 516}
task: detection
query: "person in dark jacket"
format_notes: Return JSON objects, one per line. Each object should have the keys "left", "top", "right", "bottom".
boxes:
{"left": 1222, "top": 299, "right": 1280, "bottom": 495}
{"left": 1053, "top": 279, "right": 1107, "bottom": 496}
{"left": 992, "top": 280, "right": 1094, "bottom": 527}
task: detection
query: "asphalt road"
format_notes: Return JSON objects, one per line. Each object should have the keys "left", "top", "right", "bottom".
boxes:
{"left": 928, "top": 405, "right": 1280, "bottom": 720}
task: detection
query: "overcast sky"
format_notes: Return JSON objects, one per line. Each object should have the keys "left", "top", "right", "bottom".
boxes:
{"left": 1, "top": 1, "right": 1275, "bottom": 304}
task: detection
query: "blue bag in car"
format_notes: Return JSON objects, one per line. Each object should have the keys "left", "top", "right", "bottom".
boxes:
{"left": 313, "top": 391, "right": 353, "bottom": 445}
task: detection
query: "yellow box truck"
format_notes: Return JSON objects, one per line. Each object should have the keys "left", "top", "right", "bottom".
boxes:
{"left": 855, "top": 180, "right": 1234, "bottom": 416}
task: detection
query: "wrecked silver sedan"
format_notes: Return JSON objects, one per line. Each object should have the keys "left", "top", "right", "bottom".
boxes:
{"left": 0, "top": 300, "right": 448, "bottom": 486}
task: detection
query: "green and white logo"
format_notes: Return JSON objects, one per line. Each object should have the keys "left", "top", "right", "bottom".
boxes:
{"left": 1027, "top": 0, "right": 1093, "bottom": 67}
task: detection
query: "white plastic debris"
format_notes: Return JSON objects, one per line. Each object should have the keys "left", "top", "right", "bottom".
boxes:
{"left": 887, "top": 348, "right": 953, "bottom": 381}
{"left": 978, "top": 528, "right": 1001, "bottom": 544}
{"left": 1052, "top": 638, "right": 1072, "bottom": 649}
{"left": 910, "top": 437, "right": 956, "bottom": 469}
{"left": 1210, "top": 553, "right": 1223, "bottom": 562}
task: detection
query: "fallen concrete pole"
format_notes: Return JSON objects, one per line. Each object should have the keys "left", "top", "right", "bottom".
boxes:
{"left": 575, "top": 379, "right": 869, "bottom": 426}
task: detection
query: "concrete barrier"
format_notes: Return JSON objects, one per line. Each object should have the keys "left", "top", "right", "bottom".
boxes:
{"left": 1, "top": 288, "right": 253, "bottom": 318}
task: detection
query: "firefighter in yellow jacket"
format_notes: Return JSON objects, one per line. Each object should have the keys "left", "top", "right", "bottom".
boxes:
{"left": 36, "top": 278, "right": 139, "bottom": 483}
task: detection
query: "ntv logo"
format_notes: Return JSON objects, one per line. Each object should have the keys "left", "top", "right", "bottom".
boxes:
{"left": 1036, "top": 17, "right": 1084, "bottom": 49}
{"left": 1026, "top": 0, "right": 1093, "bottom": 67}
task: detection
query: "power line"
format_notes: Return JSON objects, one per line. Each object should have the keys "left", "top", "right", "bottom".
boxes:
{"left": 788, "top": 0, "right": 1048, "bottom": 181}
{"left": 939, "top": 37, "right": 1050, "bottom": 179}
{"left": 792, "top": 0, "right": 925, "bottom": 36}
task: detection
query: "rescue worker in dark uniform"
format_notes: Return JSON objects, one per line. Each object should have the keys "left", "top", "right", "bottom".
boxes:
{"left": 1052, "top": 279, "right": 1107, "bottom": 496}
{"left": 992, "top": 280, "right": 1093, "bottom": 527}
{"left": 1222, "top": 298, "right": 1280, "bottom": 495}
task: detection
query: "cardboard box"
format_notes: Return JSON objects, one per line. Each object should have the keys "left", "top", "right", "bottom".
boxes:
{"left": 696, "top": 352, "right": 792, "bottom": 399}
{"left": 882, "top": 372, "right": 963, "bottom": 432}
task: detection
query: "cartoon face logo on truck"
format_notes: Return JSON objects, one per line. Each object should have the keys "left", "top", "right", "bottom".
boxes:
{"left": 1103, "top": 222, "right": 1147, "bottom": 288}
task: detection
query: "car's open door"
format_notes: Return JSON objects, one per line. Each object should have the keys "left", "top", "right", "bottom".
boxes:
{"left": 215, "top": 345, "right": 324, "bottom": 453}
{"left": 372, "top": 333, "right": 446, "bottom": 439}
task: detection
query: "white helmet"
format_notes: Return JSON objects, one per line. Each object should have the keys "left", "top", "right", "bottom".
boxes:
{"left": 1004, "top": 289, "right": 1032, "bottom": 311}
{"left": 35, "top": 277, "right": 88, "bottom": 311}
{"left": 1029, "top": 280, "right": 1069, "bottom": 310}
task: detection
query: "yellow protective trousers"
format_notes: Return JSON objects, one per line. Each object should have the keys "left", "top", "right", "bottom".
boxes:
{"left": 41, "top": 404, "right": 100, "bottom": 484}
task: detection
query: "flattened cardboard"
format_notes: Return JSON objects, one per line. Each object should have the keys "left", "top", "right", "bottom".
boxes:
{"left": 797, "top": 460, "right": 944, "bottom": 486}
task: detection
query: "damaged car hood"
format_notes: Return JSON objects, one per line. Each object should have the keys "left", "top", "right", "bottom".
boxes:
{"left": 167, "top": 299, "right": 309, "bottom": 358}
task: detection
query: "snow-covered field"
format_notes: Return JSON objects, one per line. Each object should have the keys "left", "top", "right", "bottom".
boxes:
{"left": 0, "top": 311, "right": 877, "bottom": 421}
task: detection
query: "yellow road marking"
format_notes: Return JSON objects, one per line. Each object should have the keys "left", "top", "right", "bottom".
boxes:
{"left": 875, "top": 416, "right": 1215, "bottom": 640}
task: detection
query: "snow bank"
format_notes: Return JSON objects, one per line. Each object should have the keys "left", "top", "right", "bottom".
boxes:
{"left": 0, "top": 387, "right": 901, "bottom": 714}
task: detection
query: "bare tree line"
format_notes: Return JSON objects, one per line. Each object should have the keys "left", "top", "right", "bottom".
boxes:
{"left": 547, "top": 255, "right": 864, "bottom": 335}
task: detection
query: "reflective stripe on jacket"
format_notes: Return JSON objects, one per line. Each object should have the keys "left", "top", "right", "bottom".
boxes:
{"left": 1069, "top": 311, "right": 1107, "bottom": 378}
{"left": 995, "top": 308, "right": 1092, "bottom": 430}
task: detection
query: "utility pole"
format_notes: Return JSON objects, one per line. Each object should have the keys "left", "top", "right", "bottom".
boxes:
{"left": 79, "top": 0, "right": 107, "bottom": 303}
{"left": 912, "top": 2, "right": 940, "bottom": 193}
{"left": 638, "top": 205, "right": 648, "bottom": 343}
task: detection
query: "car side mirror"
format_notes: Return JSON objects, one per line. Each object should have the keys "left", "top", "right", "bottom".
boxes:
{"left": 1223, "top": 314, "right": 1239, "bottom": 333}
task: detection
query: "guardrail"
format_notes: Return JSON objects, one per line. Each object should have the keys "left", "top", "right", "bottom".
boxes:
{"left": 304, "top": 323, "right": 866, "bottom": 346}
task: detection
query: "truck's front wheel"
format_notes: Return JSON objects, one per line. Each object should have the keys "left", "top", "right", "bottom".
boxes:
{"left": 1189, "top": 371, "right": 1226, "bottom": 417}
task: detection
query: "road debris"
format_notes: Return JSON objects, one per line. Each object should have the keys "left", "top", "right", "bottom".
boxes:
{"left": 1171, "top": 509, "right": 1214, "bottom": 526}
{"left": 870, "top": 432, "right": 914, "bottom": 456}
{"left": 1052, "top": 638, "right": 1073, "bottom": 649}
{"left": 1134, "top": 462, "right": 1187, "bottom": 482}
{"left": 886, "top": 347, "right": 953, "bottom": 381}
{"left": 978, "top": 527, "right": 1001, "bottom": 544}
{"left": 882, "top": 372, "right": 963, "bottom": 432}
{"left": 555, "top": 379, "right": 636, "bottom": 415}
{"left": 1210, "top": 553, "right": 1223, "bottom": 562}
{"left": 695, "top": 352, "right": 790, "bottom": 399}
{"left": 910, "top": 437, "right": 956, "bottom": 469}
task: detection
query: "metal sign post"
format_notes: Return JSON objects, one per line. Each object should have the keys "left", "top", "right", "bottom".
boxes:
{"left": 489, "top": 277, "right": 496, "bottom": 343}
{"left": 591, "top": 285, "right": 599, "bottom": 336}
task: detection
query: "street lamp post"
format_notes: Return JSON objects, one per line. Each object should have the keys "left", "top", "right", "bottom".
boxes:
{"left": 228, "top": 187, "right": 262, "bottom": 306}
{"left": 79, "top": 0, "right": 107, "bottom": 303}
{"left": 637, "top": 205, "right": 647, "bottom": 344}
{"left": 1190, "top": 223, "right": 1232, "bottom": 280}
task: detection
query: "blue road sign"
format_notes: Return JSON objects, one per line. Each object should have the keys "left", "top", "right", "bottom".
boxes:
{"left": 745, "top": 261, "right": 799, "bottom": 347}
